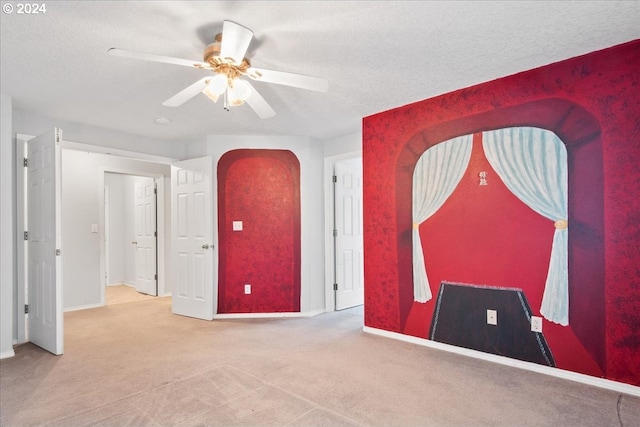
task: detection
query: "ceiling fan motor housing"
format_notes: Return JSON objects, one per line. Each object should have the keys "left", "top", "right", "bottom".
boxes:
{"left": 204, "top": 35, "right": 251, "bottom": 78}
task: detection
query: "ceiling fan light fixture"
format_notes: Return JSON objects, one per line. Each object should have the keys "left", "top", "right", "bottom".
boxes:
{"left": 202, "top": 74, "right": 227, "bottom": 102}
{"left": 228, "top": 79, "right": 252, "bottom": 106}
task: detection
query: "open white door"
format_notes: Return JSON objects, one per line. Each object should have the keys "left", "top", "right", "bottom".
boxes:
{"left": 171, "top": 157, "right": 214, "bottom": 320}
{"left": 334, "top": 158, "right": 364, "bottom": 310}
{"left": 134, "top": 177, "right": 157, "bottom": 296}
{"left": 27, "top": 128, "right": 63, "bottom": 355}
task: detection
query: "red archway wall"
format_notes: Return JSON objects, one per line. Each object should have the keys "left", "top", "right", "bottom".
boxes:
{"left": 217, "top": 149, "right": 301, "bottom": 313}
{"left": 363, "top": 40, "right": 640, "bottom": 386}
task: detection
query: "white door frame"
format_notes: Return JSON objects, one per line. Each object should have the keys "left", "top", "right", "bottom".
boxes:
{"left": 15, "top": 134, "right": 176, "bottom": 345}
{"left": 323, "top": 150, "right": 362, "bottom": 312}
{"left": 99, "top": 169, "right": 164, "bottom": 305}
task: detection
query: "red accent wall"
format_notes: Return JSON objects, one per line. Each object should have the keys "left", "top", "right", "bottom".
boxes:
{"left": 217, "top": 149, "right": 301, "bottom": 313}
{"left": 363, "top": 40, "right": 640, "bottom": 386}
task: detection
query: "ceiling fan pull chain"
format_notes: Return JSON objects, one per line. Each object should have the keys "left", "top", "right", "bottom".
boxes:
{"left": 224, "top": 86, "right": 230, "bottom": 111}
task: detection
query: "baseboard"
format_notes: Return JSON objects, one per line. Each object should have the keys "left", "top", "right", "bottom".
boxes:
{"left": 0, "top": 349, "right": 16, "bottom": 359}
{"left": 213, "top": 309, "right": 324, "bottom": 320}
{"left": 363, "top": 326, "right": 640, "bottom": 398}
{"left": 64, "top": 302, "right": 103, "bottom": 312}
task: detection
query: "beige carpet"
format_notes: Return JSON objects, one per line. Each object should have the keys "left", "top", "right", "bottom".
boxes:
{"left": 1, "top": 297, "right": 639, "bottom": 426}
{"left": 106, "top": 284, "right": 156, "bottom": 305}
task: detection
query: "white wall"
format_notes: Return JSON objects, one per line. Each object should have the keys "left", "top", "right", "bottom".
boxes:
{"left": 105, "top": 173, "right": 126, "bottom": 284}
{"left": 323, "top": 130, "right": 362, "bottom": 158}
{"left": 61, "top": 149, "right": 171, "bottom": 310}
{"left": 188, "top": 135, "right": 326, "bottom": 313}
{"left": 13, "top": 110, "right": 185, "bottom": 160}
{"left": 0, "top": 94, "right": 15, "bottom": 358}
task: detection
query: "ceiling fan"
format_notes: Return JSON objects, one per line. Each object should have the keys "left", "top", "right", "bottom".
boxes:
{"left": 108, "top": 20, "right": 329, "bottom": 119}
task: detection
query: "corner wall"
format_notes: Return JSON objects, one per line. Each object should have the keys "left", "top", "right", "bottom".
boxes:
{"left": 0, "top": 94, "right": 15, "bottom": 358}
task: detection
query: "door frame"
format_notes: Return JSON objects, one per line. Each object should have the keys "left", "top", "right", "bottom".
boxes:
{"left": 99, "top": 170, "right": 164, "bottom": 305}
{"left": 323, "top": 150, "right": 362, "bottom": 312}
{"left": 15, "top": 133, "right": 176, "bottom": 345}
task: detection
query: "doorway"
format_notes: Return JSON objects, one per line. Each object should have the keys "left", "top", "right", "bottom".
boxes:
{"left": 15, "top": 133, "right": 174, "bottom": 348}
{"left": 104, "top": 173, "right": 158, "bottom": 301}
{"left": 324, "top": 153, "right": 364, "bottom": 312}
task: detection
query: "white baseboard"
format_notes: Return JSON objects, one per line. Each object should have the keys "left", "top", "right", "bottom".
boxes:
{"left": 213, "top": 309, "right": 324, "bottom": 320}
{"left": 64, "top": 302, "right": 103, "bottom": 312}
{"left": 0, "top": 349, "right": 16, "bottom": 359}
{"left": 363, "top": 326, "right": 640, "bottom": 398}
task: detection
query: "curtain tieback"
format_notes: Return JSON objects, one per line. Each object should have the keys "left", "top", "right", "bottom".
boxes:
{"left": 554, "top": 219, "right": 568, "bottom": 230}
{"left": 412, "top": 222, "right": 420, "bottom": 230}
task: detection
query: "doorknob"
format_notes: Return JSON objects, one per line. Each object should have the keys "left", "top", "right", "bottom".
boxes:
{"left": 202, "top": 244, "right": 211, "bottom": 249}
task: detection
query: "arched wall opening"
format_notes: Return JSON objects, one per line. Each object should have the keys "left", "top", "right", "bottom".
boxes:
{"left": 217, "top": 149, "right": 301, "bottom": 313}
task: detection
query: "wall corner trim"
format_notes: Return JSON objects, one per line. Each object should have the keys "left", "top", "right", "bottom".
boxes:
{"left": 0, "top": 349, "right": 16, "bottom": 359}
{"left": 63, "top": 302, "right": 103, "bottom": 312}
{"left": 362, "top": 326, "right": 640, "bottom": 397}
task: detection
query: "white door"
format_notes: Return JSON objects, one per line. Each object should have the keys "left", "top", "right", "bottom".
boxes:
{"left": 334, "top": 158, "right": 364, "bottom": 310}
{"left": 27, "top": 128, "right": 63, "bottom": 355}
{"left": 171, "top": 157, "right": 214, "bottom": 320}
{"left": 134, "top": 177, "right": 157, "bottom": 296}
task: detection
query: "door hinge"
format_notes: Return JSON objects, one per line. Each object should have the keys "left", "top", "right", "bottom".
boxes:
{"left": 154, "top": 187, "right": 157, "bottom": 194}
{"left": 55, "top": 129, "right": 62, "bottom": 145}
{"left": 154, "top": 274, "right": 158, "bottom": 281}
{"left": 55, "top": 249, "right": 61, "bottom": 256}
{"left": 24, "top": 231, "right": 29, "bottom": 240}
{"left": 333, "top": 283, "right": 338, "bottom": 291}
{"left": 154, "top": 231, "right": 157, "bottom": 237}
{"left": 24, "top": 304, "right": 29, "bottom": 314}
{"left": 332, "top": 175, "right": 337, "bottom": 183}
{"left": 333, "top": 229, "right": 338, "bottom": 237}
{"left": 23, "top": 158, "right": 28, "bottom": 167}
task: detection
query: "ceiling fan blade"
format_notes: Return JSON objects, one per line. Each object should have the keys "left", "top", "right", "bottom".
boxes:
{"left": 219, "top": 21, "right": 253, "bottom": 65}
{"left": 243, "top": 81, "right": 276, "bottom": 119}
{"left": 248, "top": 67, "right": 329, "bottom": 92}
{"left": 108, "top": 48, "right": 211, "bottom": 70}
{"left": 162, "top": 77, "right": 210, "bottom": 107}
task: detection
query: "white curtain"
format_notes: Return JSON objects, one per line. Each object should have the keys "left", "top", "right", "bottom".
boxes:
{"left": 412, "top": 134, "right": 473, "bottom": 302}
{"left": 482, "top": 127, "right": 569, "bottom": 325}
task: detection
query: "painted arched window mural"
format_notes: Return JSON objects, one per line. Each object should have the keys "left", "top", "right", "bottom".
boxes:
{"left": 413, "top": 127, "right": 569, "bottom": 326}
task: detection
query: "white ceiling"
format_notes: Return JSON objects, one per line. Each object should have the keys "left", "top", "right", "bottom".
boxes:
{"left": 1, "top": 1, "right": 639, "bottom": 142}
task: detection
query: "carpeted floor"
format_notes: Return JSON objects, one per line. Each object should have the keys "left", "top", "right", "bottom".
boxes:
{"left": 1, "top": 297, "right": 639, "bottom": 426}
{"left": 105, "top": 284, "right": 156, "bottom": 305}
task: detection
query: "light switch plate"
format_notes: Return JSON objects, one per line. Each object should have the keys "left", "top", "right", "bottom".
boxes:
{"left": 233, "top": 221, "right": 243, "bottom": 231}
{"left": 244, "top": 284, "right": 251, "bottom": 294}
{"left": 91, "top": 224, "right": 98, "bottom": 233}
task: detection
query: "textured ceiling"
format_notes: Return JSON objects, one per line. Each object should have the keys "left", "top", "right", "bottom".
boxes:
{"left": 1, "top": 1, "right": 639, "bottom": 142}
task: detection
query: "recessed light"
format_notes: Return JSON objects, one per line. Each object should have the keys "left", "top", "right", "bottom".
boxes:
{"left": 154, "top": 117, "right": 171, "bottom": 125}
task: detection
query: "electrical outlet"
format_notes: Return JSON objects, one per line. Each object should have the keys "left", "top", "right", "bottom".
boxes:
{"left": 487, "top": 309, "right": 497, "bottom": 325}
{"left": 244, "top": 284, "right": 251, "bottom": 295}
{"left": 531, "top": 316, "right": 543, "bottom": 333}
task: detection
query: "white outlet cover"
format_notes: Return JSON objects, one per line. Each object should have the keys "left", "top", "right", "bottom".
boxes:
{"left": 233, "top": 221, "right": 243, "bottom": 231}
{"left": 244, "top": 284, "right": 251, "bottom": 294}
{"left": 91, "top": 224, "right": 98, "bottom": 233}
{"left": 487, "top": 309, "right": 497, "bottom": 325}
{"left": 531, "top": 316, "right": 543, "bottom": 332}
